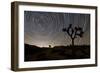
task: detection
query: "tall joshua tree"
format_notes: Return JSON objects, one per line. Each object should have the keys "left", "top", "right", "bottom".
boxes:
{"left": 62, "top": 24, "right": 84, "bottom": 46}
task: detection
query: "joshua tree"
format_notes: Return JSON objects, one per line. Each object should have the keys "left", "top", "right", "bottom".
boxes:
{"left": 62, "top": 24, "right": 84, "bottom": 46}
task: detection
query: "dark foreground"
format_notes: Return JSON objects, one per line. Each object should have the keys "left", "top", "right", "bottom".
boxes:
{"left": 24, "top": 44, "right": 90, "bottom": 61}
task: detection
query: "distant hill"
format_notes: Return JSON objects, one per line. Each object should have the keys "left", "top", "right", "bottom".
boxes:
{"left": 24, "top": 43, "right": 90, "bottom": 61}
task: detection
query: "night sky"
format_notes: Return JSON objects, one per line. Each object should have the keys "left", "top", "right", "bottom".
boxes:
{"left": 24, "top": 11, "right": 90, "bottom": 47}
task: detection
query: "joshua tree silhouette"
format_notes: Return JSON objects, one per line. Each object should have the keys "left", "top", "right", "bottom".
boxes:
{"left": 62, "top": 24, "right": 84, "bottom": 46}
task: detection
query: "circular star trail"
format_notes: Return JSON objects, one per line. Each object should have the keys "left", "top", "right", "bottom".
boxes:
{"left": 24, "top": 11, "right": 90, "bottom": 47}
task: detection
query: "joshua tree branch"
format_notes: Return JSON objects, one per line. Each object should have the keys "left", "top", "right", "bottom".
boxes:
{"left": 62, "top": 24, "right": 84, "bottom": 46}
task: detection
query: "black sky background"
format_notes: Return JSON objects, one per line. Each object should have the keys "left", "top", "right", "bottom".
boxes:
{"left": 24, "top": 11, "right": 90, "bottom": 47}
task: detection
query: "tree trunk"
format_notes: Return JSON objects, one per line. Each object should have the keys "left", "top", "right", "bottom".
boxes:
{"left": 72, "top": 38, "right": 75, "bottom": 58}
{"left": 72, "top": 38, "right": 74, "bottom": 46}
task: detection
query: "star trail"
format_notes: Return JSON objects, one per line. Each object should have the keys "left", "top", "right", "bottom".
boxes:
{"left": 24, "top": 11, "right": 90, "bottom": 47}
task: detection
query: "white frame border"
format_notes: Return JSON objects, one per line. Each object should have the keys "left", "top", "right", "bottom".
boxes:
{"left": 18, "top": 5, "right": 96, "bottom": 68}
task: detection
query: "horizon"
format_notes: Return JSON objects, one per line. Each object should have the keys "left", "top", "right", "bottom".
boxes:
{"left": 25, "top": 43, "right": 90, "bottom": 48}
